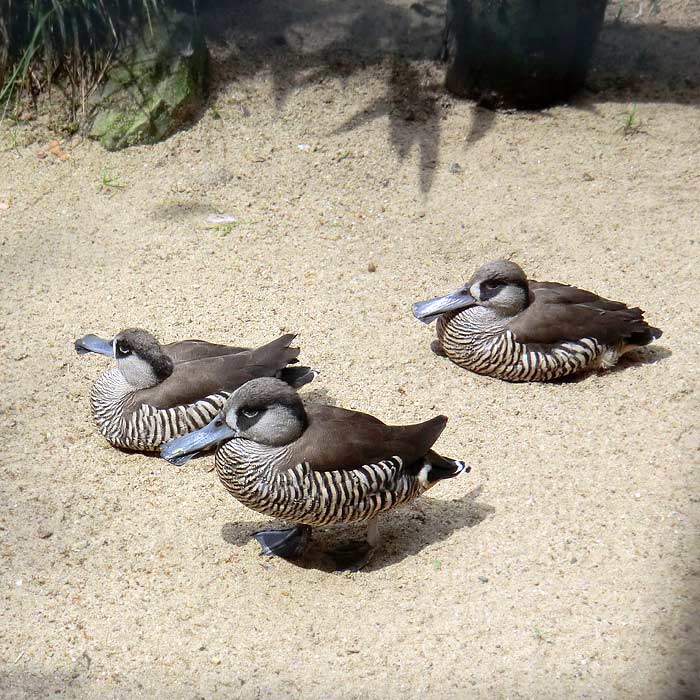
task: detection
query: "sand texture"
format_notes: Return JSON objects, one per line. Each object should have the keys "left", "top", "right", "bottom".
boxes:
{"left": 1, "top": 1, "right": 698, "bottom": 698}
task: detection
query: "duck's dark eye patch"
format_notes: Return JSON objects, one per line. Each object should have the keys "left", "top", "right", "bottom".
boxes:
{"left": 480, "top": 279, "right": 506, "bottom": 301}
{"left": 116, "top": 344, "right": 131, "bottom": 356}
{"left": 482, "top": 279, "right": 502, "bottom": 291}
{"left": 237, "top": 407, "right": 264, "bottom": 430}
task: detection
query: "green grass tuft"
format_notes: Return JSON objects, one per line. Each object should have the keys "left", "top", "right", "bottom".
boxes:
{"left": 0, "top": 0, "right": 178, "bottom": 113}
{"left": 618, "top": 104, "right": 644, "bottom": 137}
{"left": 98, "top": 166, "right": 126, "bottom": 193}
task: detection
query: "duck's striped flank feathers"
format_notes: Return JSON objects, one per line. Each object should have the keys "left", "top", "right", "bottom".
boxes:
{"left": 216, "top": 445, "right": 427, "bottom": 526}
{"left": 438, "top": 310, "right": 605, "bottom": 382}
{"left": 91, "top": 369, "right": 228, "bottom": 451}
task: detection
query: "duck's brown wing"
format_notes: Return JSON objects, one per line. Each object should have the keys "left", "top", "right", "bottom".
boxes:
{"left": 133, "top": 334, "right": 301, "bottom": 410}
{"left": 509, "top": 282, "right": 660, "bottom": 347}
{"left": 163, "top": 340, "right": 249, "bottom": 364}
{"left": 286, "top": 405, "right": 447, "bottom": 472}
{"left": 529, "top": 280, "right": 634, "bottom": 307}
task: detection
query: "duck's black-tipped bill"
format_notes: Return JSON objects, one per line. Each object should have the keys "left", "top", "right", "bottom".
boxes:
{"left": 412, "top": 289, "right": 476, "bottom": 324}
{"left": 160, "top": 416, "right": 236, "bottom": 466}
{"left": 74, "top": 334, "right": 114, "bottom": 357}
{"left": 166, "top": 452, "right": 194, "bottom": 467}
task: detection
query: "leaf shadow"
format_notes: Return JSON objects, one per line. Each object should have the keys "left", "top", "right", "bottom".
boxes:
{"left": 189, "top": 2, "right": 700, "bottom": 194}
{"left": 200, "top": 0, "right": 447, "bottom": 194}
{"left": 332, "top": 56, "right": 442, "bottom": 194}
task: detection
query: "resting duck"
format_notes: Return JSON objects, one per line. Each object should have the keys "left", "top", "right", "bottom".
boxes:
{"left": 161, "top": 377, "right": 469, "bottom": 570}
{"left": 413, "top": 260, "right": 662, "bottom": 382}
{"left": 74, "top": 329, "right": 314, "bottom": 451}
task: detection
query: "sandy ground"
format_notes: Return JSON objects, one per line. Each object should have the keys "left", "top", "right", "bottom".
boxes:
{"left": 1, "top": 1, "right": 699, "bottom": 698}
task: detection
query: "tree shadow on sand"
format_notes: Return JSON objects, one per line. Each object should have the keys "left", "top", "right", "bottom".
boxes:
{"left": 194, "top": 1, "right": 700, "bottom": 192}
{"left": 221, "top": 484, "right": 495, "bottom": 572}
{"left": 590, "top": 20, "right": 700, "bottom": 103}
{"left": 200, "top": 0, "right": 446, "bottom": 193}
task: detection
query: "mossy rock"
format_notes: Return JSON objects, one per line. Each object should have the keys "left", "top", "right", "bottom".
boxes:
{"left": 89, "top": 10, "right": 208, "bottom": 150}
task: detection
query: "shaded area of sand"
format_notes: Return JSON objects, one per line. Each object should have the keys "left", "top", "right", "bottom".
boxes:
{"left": 1, "top": 1, "right": 698, "bottom": 698}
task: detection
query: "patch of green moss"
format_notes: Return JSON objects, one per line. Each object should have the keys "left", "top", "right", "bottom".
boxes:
{"left": 88, "top": 9, "right": 208, "bottom": 151}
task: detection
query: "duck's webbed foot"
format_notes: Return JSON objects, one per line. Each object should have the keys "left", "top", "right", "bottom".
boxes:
{"left": 430, "top": 339, "right": 447, "bottom": 357}
{"left": 254, "top": 525, "right": 311, "bottom": 559}
{"left": 329, "top": 518, "right": 379, "bottom": 572}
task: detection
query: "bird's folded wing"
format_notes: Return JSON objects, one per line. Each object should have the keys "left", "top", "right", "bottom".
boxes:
{"left": 134, "top": 335, "right": 300, "bottom": 410}
{"left": 286, "top": 405, "right": 447, "bottom": 472}
{"left": 163, "top": 339, "right": 249, "bottom": 363}
{"left": 510, "top": 283, "right": 649, "bottom": 346}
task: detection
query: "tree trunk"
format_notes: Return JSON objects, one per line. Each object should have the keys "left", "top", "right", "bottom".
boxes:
{"left": 444, "top": 0, "right": 608, "bottom": 109}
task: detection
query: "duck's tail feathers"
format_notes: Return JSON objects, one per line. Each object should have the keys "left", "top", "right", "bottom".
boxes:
{"left": 628, "top": 324, "right": 663, "bottom": 347}
{"left": 419, "top": 450, "right": 471, "bottom": 485}
{"left": 251, "top": 333, "right": 300, "bottom": 368}
{"left": 278, "top": 366, "right": 318, "bottom": 389}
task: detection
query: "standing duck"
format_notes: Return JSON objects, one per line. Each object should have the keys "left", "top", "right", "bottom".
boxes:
{"left": 74, "top": 330, "right": 315, "bottom": 451}
{"left": 161, "top": 377, "right": 469, "bottom": 570}
{"left": 413, "top": 260, "right": 662, "bottom": 382}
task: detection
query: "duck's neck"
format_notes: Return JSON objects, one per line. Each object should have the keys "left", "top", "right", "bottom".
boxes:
{"left": 89, "top": 369, "right": 139, "bottom": 439}
{"left": 216, "top": 439, "right": 295, "bottom": 477}
{"left": 92, "top": 368, "right": 134, "bottom": 401}
{"left": 116, "top": 356, "right": 160, "bottom": 390}
{"left": 440, "top": 306, "right": 511, "bottom": 340}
